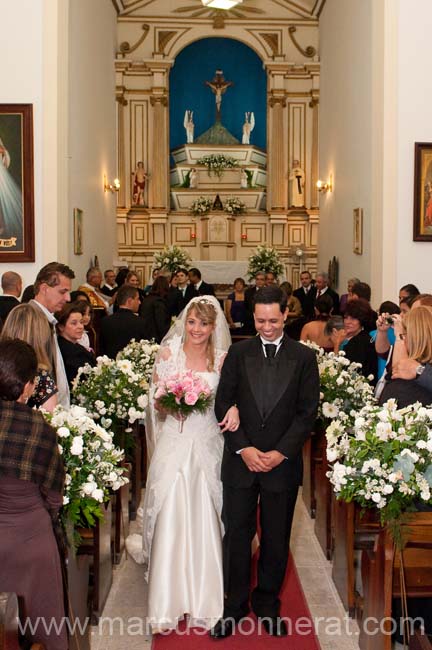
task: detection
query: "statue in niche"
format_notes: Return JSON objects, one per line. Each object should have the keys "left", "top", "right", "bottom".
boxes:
{"left": 289, "top": 160, "right": 305, "bottom": 208}
{"left": 242, "top": 112, "right": 255, "bottom": 144}
{"left": 213, "top": 194, "right": 223, "bottom": 211}
{"left": 205, "top": 70, "right": 233, "bottom": 121}
{"left": 240, "top": 169, "right": 248, "bottom": 189}
{"left": 184, "top": 109, "right": 194, "bottom": 143}
{"left": 132, "top": 161, "right": 148, "bottom": 206}
{"left": 189, "top": 168, "right": 198, "bottom": 189}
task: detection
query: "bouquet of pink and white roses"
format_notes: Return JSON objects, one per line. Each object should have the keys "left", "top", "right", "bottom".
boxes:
{"left": 154, "top": 371, "right": 212, "bottom": 427}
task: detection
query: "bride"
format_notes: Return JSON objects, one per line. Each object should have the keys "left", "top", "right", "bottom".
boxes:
{"left": 127, "top": 295, "right": 239, "bottom": 632}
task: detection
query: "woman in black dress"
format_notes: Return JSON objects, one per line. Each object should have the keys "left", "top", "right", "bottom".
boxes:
{"left": 56, "top": 301, "right": 96, "bottom": 388}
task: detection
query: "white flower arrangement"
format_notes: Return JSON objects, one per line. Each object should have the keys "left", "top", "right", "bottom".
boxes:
{"left": 326, "top": 400, "right": 432, "bottom": 527}
{"left": 153, "top": 245, "right": 191, "bottom": 273}
{"left": 44, "top": 405, "right": 128, "bottom": 528}
{"left": 301, "top": 343, "right": 376, "bottom": 425}
{"left": 197, "top": 154, "right": 239, "bottom": 178}
{"left": 247, "top": 245, "right": 284, "bottom": 280}
{"left": 72, "top": 355, "right": 151, "bottom": 428}
{"left": 117, "top": 338, "right": 159, "bottom": 384}
{"left": 190, "top": 196, "right": 212, "bottom": 216}
{"left": 223, "top": 196, "right": 246, "bottom": 216}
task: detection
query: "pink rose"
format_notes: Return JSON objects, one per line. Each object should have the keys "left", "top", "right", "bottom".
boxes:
{"left": 184, "top": 391, "right": 199, "bottom": 405}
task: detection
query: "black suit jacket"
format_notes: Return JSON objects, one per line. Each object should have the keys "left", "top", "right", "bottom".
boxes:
{"left": 215, "top": 335, "right": 319, "bottom": 492}
{"left": 195, "top": 281, "right": 215, "bottom": 296}
{"left": 100, "top": 309, "right": 148, "bottom": 358}
{"left": 0, "top": 295, "right": 20, "bottom": 322}
{"left": 316, "top": 287, "right": 340, "bottom": 314}
{"left": 293, "top": 286, "right": 316, "bottom": 320}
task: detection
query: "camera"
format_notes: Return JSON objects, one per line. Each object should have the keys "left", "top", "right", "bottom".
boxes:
{"left": 386, "top": 316, "right": 394, "bottom": 325}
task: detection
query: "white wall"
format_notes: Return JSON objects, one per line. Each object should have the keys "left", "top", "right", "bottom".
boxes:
{"left": 0, "top": 0, "right": 117, "bottom": 292}
{"left": 68, "top": 0, "right": 118, "bottom": 284}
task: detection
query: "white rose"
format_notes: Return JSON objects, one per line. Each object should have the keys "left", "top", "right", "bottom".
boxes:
{"left": 137, "top": 394, "right": 148, "bottom": 409}
{"left": 92, "top": 488, "right": 104, "bottom": 502}
{"left": 70, "top": 436, "right": 84, "bottom": 456}
{"left": 371, "top": 492, "right": 382, "bottom": 503}
{"left": 63, "top": 495, "right": 70, "bottom": 505}
{"left": 82, "top": 481, "right": 97, "bottom": 495}
{"left": 57, "top": 426, "right": 70, "bottom": 438}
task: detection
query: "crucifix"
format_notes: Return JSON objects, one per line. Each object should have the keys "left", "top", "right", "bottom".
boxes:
{"left": 205, "top": 70, "right": 233, "bottom": 122}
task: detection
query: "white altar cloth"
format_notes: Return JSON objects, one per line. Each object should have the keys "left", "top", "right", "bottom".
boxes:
{"left": 191, "top": 261, "right": 249, "bottom": 284}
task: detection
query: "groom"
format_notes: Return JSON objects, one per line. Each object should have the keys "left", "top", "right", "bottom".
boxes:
{"left": 212, "top": 285, "right": 319, "bottom": 638}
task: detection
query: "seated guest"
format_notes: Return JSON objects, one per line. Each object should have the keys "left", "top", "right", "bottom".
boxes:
{"left": 140, "top": 275, "right": 171, "bottom": 343}
{"left": 399, "top": 283, "right": 420, "bottom": 304}
{"left": 315, "top": 271, "right": 340, "bottom": 314}
{"left": 0, "top": 271, "right": 22, "bottom": 321}
{"left": 78, "top": 267, "right": 110, "bottom": 312}
{"left": 244, "top": 271, "right": 265, "bottom": 334}
{"left": 100, "top": 268, "right": 117, "bottom": 298}
{"left": 0, "top": 339, "right": 67, "bottom": 650}
{"left": 73, "top": 299, "right": 96, "bottom": 353}
{"left": 1, "top": 303, "right": 58, "bottom": 412}
{"left": 379, "top": 305, "right": 432, "bottom": 407}
{"left": 56, "top": 302, "right": 96, "bottom": 388}
{"left": 188, "top": 267, "right": 215, "bottom": 296}
{"left": 293, "top": 270, "right": 316, "bottom": 320}
{"left": 225, "top": 278, "right": 247, "bottom": 334}
{"left": 300, "top": 294, "right": 334, "bottom": 351}
{"left": 100, "top": 285, "right": 148, "bottom": 358}
{"left": 339, "top": 277, "right": 360, "bottom": 315}
{"left": 331, "top": 298, "right": 378, "bottom": 382}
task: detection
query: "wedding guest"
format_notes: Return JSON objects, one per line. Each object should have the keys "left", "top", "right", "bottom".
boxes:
{"left": 1, "top": 303, "right": 58, "bottom": 412}
{"left": 0, "top": 339, "right": 67, "bottom": 650}
{"left": 144, "top": 269, "right": 160, "bottom": 295}
{"left": 265, "top": 271, "right": 278, "bottom": 286}
{"left": 56, "top": 302, "right": 96, "bottom": 388}
{"left": 293, "top": 271, "right": 316, "bottom": 320}
{"left": 167, "top": 267, "right": 195, "bottom": 317}
{"left": 188, "top": 268, "right": 215, "bottom": 296}
{"left": 115, "top": 266, "right": 130, "bottom": 289}
{"left": 78, "top": 267, "right": 110, "bottom": 312}
{"left": 100, "top": 285, "right": 147, "bottom": 358}
{"left": 244, "top": 272, "right": 266, "bottom": 334}
{"left": 31, "top": 261, "right": 75, "bottom": 407}
{"left": 315, "top": 272, "right": 340, "bottom": 314}
{"left": 224, "top": 278, "right": 247, "bottom": 334}
{"left": 339, "top": 277, "right": 360, "bottom": 315}
{"left": 21, "top": 284, "right": 35, "bottom": 303}
{"left": 300, "top": 294, "right": 334, "bottom": 351}
{"left": 398, "top": 283, "right": 420, "bottom": 304}
{"left": 279, "top": 281, "right": 302, "bottom": 323}
{"left": 125, "top": 270, "right": 145, "bottom": 303}
{"left": 100, "top": 269, "right": 117, "bottom": 298}
{"left": 0, "top": 271, "right": 22, "bottom": 321}
{"left": 140, "top": 276, "right": 171, "bottom": 343}
{"left": 73, "top": 299, "right": 96, "bottom": 353}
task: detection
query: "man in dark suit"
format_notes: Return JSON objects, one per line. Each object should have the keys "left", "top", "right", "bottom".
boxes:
{"left": 188, "top": 267, "right": 215, "bottom": 296}
{"left": 243, "top": 271, "right": 265, "bottom": 334}
{"left": 211, "top": 286, "right": 319, "bottom": 639}
{"left": 315, "top": 271, "right": 340, "bottom": 314}
{"left": 99, "top": 285, "right": 147, "bottom": 358}
{"left": 293, "top": 270, "right": 316, "bottom": 320}
{"left": 167, "top": 267, "right": 197, "bottom": 316}
{"left": 0, "top": 271, "right": 22, "bottom": 322}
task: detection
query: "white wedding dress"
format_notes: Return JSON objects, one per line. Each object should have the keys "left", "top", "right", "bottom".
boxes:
{"left": 126, "top": 335, "right": 225, "bottom": 632}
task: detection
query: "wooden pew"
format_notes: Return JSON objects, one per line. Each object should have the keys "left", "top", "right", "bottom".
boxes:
{"left": 128, "top": 423, "right": 142, "bottom": 520}
{"left": 359, "top": 512, "right": 432, "bottom": 650}
{"left": 0, "top": 592, "right": 20, "bottom": 650}
{"left": 314, "top": 437, "right": 332, "bottom": 558}
{"left": 302, "top": 423, "right": 326, "bottom": 518}
{"left": 112, "top": 462, "right": 131, "bottom": 564}
{"left": 332, "top": 499, "right": 380, "bottom": 614}
{"left": 77, "top": 499, "right": 113, "bottom": 624}
{"left": 66, "top": 553, "right": 91, "bottom": 650}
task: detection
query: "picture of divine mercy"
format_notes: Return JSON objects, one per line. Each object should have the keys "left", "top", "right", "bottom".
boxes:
{"left": 0, "top": 117, "right": 23, "bottom": 250}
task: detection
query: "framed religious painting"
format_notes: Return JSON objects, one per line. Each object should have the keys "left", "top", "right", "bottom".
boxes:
{"left": 413, "top": 142, "right": 432, "bottom": 241}
{"left": 0, "top": 104, "right": 35, "bottom": 262}
{"left": 353, "top": 208, "right": 363, "bottom": 254}
{"left": 73, "top": 208, "right": 83, "bottom": 255}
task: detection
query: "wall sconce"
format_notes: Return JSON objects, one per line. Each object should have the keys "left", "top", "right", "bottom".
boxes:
{"left": 316, "top": 176, "right": 333, "bottom": 193}
{"left": 104, "top": 175, "right": 120, "bottom": 193}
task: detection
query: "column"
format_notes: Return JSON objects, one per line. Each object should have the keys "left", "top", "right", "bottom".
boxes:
{"left": 268, "top": 94, "right": 287, "bottom": 211}
{"left": 309, "top": 97, "right": 319, "bottom": 209}
{"left": 149, "top": 94, "right": 169, "bottom": 211}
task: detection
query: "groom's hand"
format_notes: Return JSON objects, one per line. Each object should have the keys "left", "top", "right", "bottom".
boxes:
{"left": 240, "top": 447, "right": 271, "bottom": 472}
{"left": 262, "top": 450, "right": 285, "bottom": 469}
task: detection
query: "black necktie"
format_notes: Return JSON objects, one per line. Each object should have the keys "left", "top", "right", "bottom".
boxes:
{"left": 264, "top": 343, "right": 277, "bottom": 359}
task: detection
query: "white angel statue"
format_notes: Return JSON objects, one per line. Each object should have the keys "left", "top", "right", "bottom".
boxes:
{"left": 242, "top": 111, "right": 255, "bottom": 145}
{"left": 184, "top": 109, "right": 194, "bottom": 144}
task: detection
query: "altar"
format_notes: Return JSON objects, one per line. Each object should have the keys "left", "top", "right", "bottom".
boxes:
{"left": 191, "top": 260, "right": 249, "bottom": 284}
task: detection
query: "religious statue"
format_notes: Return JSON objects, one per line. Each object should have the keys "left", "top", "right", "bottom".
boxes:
{"left": 289, "top": 160, "right": 306, "bottom": 208}
{"left": 242, "top": 112, "right": 255, "bottom": 145}
{"left": 184, "top": 109, "right": 194, "bottom": 144}
{"left": 132, "top": 161, "right": 148, "bottom": 206}
{"left": 205, "top": 70, "right": 233, "bottom": 121}
{"left": 189, "top": 168, "right": 198, "bottom": 189}
{"left": 240, "top": 169, "right": 248, "bottom": 189}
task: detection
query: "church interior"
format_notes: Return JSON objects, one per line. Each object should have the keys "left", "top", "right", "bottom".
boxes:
{"left": 2, "top": 1, "right": 432, "bottom": 649}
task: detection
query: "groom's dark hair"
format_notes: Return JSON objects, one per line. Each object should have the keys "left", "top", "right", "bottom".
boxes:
{"left": 253, "top": 286, "right": 287, "bottom": 314}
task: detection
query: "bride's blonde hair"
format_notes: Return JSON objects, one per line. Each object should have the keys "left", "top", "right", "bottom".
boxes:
{"left": 185, "top": 299, "right": 218, "bottom": 371}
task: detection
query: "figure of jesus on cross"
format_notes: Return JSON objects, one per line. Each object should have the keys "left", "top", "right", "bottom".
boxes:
{"left": 205, "top": 70, "right": 233, "bottom": 121}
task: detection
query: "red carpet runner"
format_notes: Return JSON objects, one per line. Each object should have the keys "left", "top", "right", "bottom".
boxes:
{"left": 152, "top": 553, "right": 321, "bottom": 649}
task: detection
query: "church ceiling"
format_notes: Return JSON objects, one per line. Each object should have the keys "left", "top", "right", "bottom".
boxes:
{"left": 114, "top": 0, "right": 326, "bottom": 21}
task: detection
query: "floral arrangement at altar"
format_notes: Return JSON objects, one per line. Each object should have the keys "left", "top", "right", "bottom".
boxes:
{"left": 44, "top": 405, "right": 128, "bottom": 528}
{"left": 72, "top": 355, "right": 151, "bottom": 429}
{"left": 153, "top": 245, "right": 192, "bottom": 273}
{"left": 247, "top": 245, "right": 284, "bottom": 280}
{"left": 197, "top": 153, "right": 238, "bottom": 178}
{"left": 223, "top": 196, "right": 246, "bottom": 216}
{"left": 301, "top": 343, "right": 376, "bottom": 425}
{"left": 326, "top": 400, "right": 432, "bottom": 527}
{"left": 190, "top": 196, "right": 212, "bottom": 216}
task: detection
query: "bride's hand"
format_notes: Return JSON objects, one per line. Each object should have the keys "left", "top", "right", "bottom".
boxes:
{"left": 219, "top": 405, "right": 240, "bottom": 433}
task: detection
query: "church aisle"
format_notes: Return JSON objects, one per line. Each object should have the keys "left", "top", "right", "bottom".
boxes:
{"left": 90, "top": 492, "right": 360, "bottom": 650}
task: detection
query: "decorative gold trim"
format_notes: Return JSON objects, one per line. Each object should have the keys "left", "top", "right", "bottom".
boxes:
{"left": 118, "top": 23, "right": 150, "bottom": 57}
{"left": 150, "top": 95, "right": 168, "bottom": 107}
{"left": 157, "top": 30, "right": 177, "bottom": 54}
{"left": 259, "top": 32, "right": 280, "bottom": 57}
{"left": 288, "top": 26, "right": 317, "bottom": 58}
{"left": 268, "top": 95, "right": 287, "bottom": 108}
{"left": 213, "top": 10, "right": 225, "bottom": 29}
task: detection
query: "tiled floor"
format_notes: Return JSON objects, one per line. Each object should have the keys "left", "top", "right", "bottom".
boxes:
{"left": 90, "top": 491, "right": 360, "bottom": 650}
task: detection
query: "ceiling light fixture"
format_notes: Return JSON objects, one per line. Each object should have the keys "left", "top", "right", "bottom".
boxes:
{"left": 201, "top": 0, "right": 243, "bottom": 9}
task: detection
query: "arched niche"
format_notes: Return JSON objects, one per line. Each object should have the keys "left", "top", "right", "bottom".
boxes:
{"left": 169, "top": 37, "right": 267, "bottom": 152}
